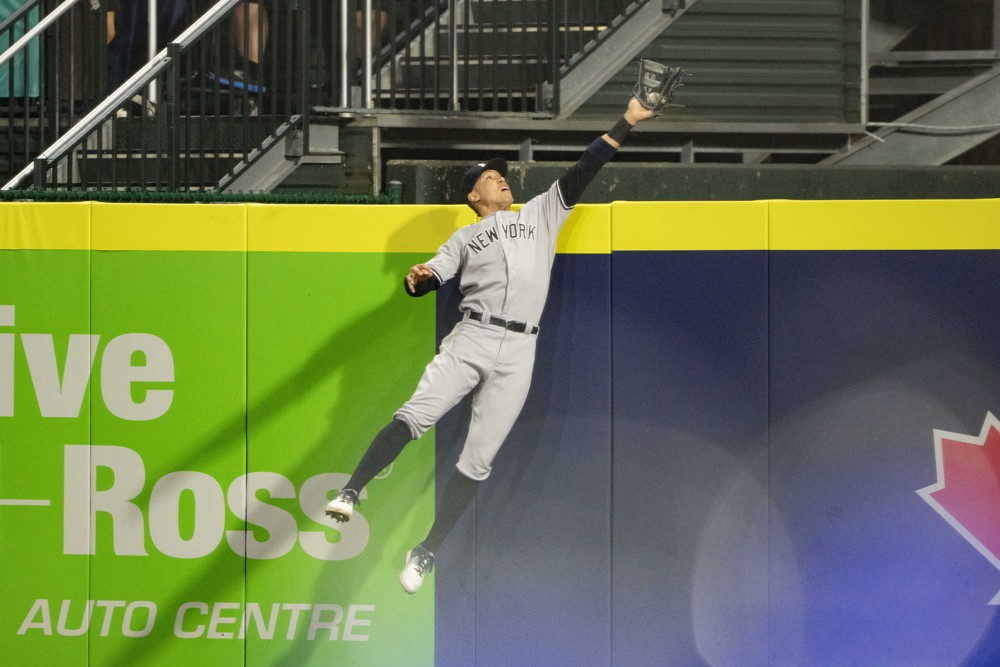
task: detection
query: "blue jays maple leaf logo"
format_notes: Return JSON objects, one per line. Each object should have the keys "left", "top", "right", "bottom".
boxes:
{"left": 918, "top": 412, "right": 1000, "bottom": 605}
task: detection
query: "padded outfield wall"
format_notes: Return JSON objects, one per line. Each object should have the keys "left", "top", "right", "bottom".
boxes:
{"left": 2, "top": 199, "right": 1000, "bottom": 666}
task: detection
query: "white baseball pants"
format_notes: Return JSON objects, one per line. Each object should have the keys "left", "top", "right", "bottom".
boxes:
{"left": 394, "top": 318, "right": 538, "bottom": 480}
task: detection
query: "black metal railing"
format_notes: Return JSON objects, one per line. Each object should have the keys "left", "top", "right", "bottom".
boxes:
{"left": 319, "top": 0, "right": 646, "bottom": 113}
{"left": 0, "top": 181, "right": 402, "bottom": 204}
{"left": 3, "top": 0, "right": 309, "bottom": 191}
{"left": 1, "top": 0, "right": 646, "bottom": 192}
{"left": 1, "top": 0, "right": 111, "bottom": 184}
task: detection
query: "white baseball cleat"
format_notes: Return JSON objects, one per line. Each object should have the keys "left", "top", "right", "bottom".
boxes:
{"left": 325, "top": 489, "right": 359, "bottom": 523}
{"left": 400, "top": 546, "right": 435, "bottom": 594}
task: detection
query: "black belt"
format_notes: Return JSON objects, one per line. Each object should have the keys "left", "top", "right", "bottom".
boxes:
{"left": 467, "top": 311, "right": 539, "bottom": 335}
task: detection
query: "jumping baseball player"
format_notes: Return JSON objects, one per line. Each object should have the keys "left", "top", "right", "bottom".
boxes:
{"left": 326, "top": 86, "right": 675, "bottom": 594}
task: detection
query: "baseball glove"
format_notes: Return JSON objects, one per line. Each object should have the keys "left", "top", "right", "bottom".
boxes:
{"left": 632, "top": 59, "right": 686, "bottom": 114}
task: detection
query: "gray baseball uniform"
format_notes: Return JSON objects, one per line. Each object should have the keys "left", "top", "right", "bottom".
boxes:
{"left": 326, "top": 116, "right": 641, "bottom": 594}
{"left": 394, "top": 179, "right": 573, "bottom": 480}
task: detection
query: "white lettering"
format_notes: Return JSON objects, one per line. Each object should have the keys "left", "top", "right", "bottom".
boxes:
{"left": 0, "top": 307, "right": 173, "bottom": 419}
{"left": 182, "top": 602, "right": 376, "bottom": 641}
{"left": 344, "top": 604, "right": 375, "bottom": 641}
{"left": 307, "top": 605, "right": 343, "bottom": 640}
{"left": 56, "top": 599, "right": 94, "bottom": 636}
{"left": 20, "top": 599, "right": 159, "bottom": 637}
{"left": 100, "top": 333, "right": 174, "bottom": 421}
{"left": 149, "top": 472, "right": 224, "bottom": 559}
{"left": 17, "top": 599, "right": 52, "bottom": 635}
{"left": 64, "top": 445, "right": 147, "bottom": 556}
{"left": 207, "top": 602, "right": 241, "bottom": 639}
{"left": 282, "top": 603, "right": 311, "bottom": 640}
{"left": 122, "top": 601, "right": 157, "bottom": 637}
{"left": 24, "top": 598, "right": 376, "bottom": 640}
{"left": 226, "top": 473, "right": 298, "bottom": 560}
{"left": 175, "top": 602, "right": 208, "bottom": 639}
{"left": 299, "top": 473, "right": 370, "bottom": 561}
{"left": 96, "top": 600, "right": 127, "bottom": 637}
{"left": 63, "top": 447, "right": 372, "bottom": 561}
{"left": 238, "top": 603, "right": 280, "bottom": 640}
{"left": 22, "top": 333, "right": 99, "bottom": 418}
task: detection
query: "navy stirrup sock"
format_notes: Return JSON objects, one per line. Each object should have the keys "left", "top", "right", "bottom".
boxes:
{"left": 345, "top": 418, "right": 413, "bottom": 492}
{"left": 421, "top": 472, "right": 480, "bottom": 554}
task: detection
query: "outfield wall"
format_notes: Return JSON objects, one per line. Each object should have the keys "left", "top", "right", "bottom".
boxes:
{"left": 2, "top": 200, "right": 1000, "bottom": 666}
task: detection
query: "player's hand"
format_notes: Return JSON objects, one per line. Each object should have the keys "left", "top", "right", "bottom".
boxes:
{"left": 405, "top": 264, "right": 434, "bottom": 293}
{"left": 625, "top": 97, "right": 655, "bottom": 124}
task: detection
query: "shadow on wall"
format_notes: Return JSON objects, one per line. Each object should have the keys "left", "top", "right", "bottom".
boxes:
{"left": 103, "top": 205, "right": 463, "bottom": 666}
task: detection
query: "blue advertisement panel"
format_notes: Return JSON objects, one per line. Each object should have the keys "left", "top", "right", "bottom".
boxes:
{"left": 611, "top": 249, "right": 770, "bottom": 666}
{"left": 604, "top": 199, "right": 1000, "bottom": 666}
{"left": 768, "top": 250, "right": 1000, "bottom": 665}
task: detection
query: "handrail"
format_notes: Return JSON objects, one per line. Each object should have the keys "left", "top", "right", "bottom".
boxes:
{"left": 0, "top": 0, "right": 40, "bottom": 35}
{"left": 2, "top": 0, "right": 246, "bottom": 190}
{"left": 3, "top": 52, "right": 171, "bottom": 189}
{"left": 0, "top": 0, "right": 83, "bottom": 69}
{"left": 170, "top": 0, "right": 242, "bottom": 47}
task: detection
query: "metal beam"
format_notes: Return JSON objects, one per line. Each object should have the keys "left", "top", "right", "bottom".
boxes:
{"left": 338, "top": 113, "right": 859, "bottom": 135}
{"left": 870, "top": 50, "right": 1000, "bottom": 65}
{"left": 867, "top": 0, "right": 936, "bottom": 53}
{"left": 868, "top": 74, "right": 978, "bottom": 96}
{"left": 824, "top": 66, "right": 1000, "bottom": 165}
{"left": 995, "top": 0, "right": 1000, "bottom": 51}
{"left": 556, "top": 0, "right": 701, "bottom": 118}
{"left": 221, "top": 120, "right": 343, "bottom": 193}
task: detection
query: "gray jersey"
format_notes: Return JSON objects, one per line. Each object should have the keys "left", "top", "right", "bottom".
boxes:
{"left": 393, "top": 180, "right": 573, "bottom": 479}
{"left": 395, "top": 139, "right": 617, "bottom": 480}
{"left": 426, "top": 180, "right": 572, "bottom": 325}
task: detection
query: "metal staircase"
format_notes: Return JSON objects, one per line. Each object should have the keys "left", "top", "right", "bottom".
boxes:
{"left": 2, "top": 1, "right": 670, "bottom": 193}
{"left": 1, "top": 0, "right": 321, "bottom": 193}
{"left": 825, "top": 0, "right": 1000, "bottom": 165}
{"left": 4, "top": 0, "right": 995, "bottom": 197}
{"left": 368, "top": 0, "right": 693, "bottom": 114}
{"left": 240, "top": 0, "right": 674, "bottom": 192}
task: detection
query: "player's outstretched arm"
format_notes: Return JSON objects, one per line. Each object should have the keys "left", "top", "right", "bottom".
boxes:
{"left": 405, "top": 263, "right": 438, "bottom": 297}
{"left": 556, "top": 99, "right": 658, "bottom": 208}
{"left": 603, "top": 98, "right": 655, "bottom": 149}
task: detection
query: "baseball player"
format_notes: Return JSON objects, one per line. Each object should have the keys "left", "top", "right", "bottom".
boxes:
{"left": 327, "top": 97, "right": 656, "bottom": 594}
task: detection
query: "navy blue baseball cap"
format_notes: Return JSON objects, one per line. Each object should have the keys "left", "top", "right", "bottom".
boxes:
{"left": 460, "top": 158, "right": 508, "bottom": 198}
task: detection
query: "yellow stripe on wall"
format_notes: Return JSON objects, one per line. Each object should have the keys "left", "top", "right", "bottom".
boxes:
{"left": 770, "top": 199, "right": 1000, "bottom": 250}
{"left": 4, "top": 199, "right": 999, "bottom": 252}
{"left": 612, "top": 201, "right": 769, "bottom": 251}
{"left": 0, "top": 202, "right": 91, "bottom": 250}
{"left": 558, "top": 205, "right": 611, "bottom": 254}
{"left": 91, "top": 203, "right": 247, "bottom": 251}
{"left": 249, "top": 203, "right": 610, "bottom": 254}
{"left": 247, "top": 204, "right": 472, "bottom": 253}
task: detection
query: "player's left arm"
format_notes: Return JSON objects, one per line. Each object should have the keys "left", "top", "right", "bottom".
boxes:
{"left": 405, "top": 264, "right": 436, "bottom": 296}
{"left": 404, "top": 227, "right": 465, "bottom": 297}
{"left": 557, "top": 98, "right": 655, "bottom": 208}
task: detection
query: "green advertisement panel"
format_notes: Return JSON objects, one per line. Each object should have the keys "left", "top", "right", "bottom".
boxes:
{"left": 245, "top": 250, "right": 436, "bottom": 665}
{"left": 0, "top": 202, "right": 441, "bottom": 666}
{"left": 1, "top": 245, "right": 91, "bottom": 666}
